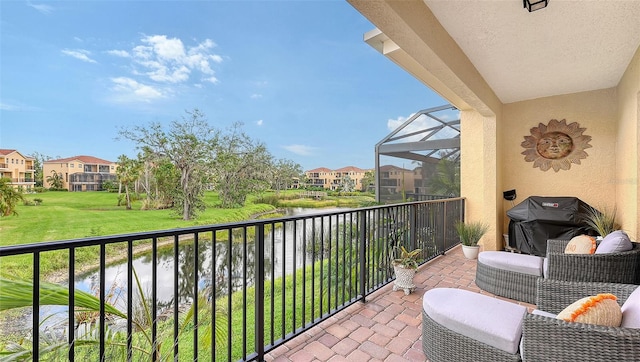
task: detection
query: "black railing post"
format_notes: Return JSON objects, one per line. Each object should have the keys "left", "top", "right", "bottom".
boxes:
{"left": 32, "top": 252, "right": 40, "bottom": 361}
{"left": 409, "top": 204, "right": 417, "bottom": 251}
{"left": 255, "top": 224, "right": 265, "bottom": 361}
{"left": 359, "top": 210, "right": 367, "bottom": 303}
{"left": 442, "top": 201, "right": 447, "bottom": 254}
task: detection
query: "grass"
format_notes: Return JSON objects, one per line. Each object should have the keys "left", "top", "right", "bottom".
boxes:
{"left": 0, "top": 190, "right": 375, "bottom": 280}
{"left": 0, "top": 189, "right": 377, "bottom": 360}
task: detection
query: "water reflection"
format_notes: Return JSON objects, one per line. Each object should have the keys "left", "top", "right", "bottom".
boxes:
{"left": 74, "top": 207, "right": 350, "bottom": 308}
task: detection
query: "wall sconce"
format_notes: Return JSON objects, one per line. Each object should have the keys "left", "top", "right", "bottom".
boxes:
{"left": 503, "top": 189, "right": 517, "bottom": 208}
{"left": 523, "top": 0, "right": 549, "bottom": 12}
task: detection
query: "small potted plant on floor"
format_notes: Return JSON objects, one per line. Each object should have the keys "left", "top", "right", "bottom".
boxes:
{"left": 455, "top": 220, "right": 489, "bottom": 259}
{"left": 392, "top": 246, "right": 422, "bottom": 295}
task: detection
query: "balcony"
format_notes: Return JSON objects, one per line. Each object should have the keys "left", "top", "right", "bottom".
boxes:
{"left": 0, "top": 199, "right": 468, "bottom": 361}
{"left": 264, "top": 245, "right": 534, "bottom": 361}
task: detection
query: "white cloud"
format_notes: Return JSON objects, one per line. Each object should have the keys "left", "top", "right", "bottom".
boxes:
{"left": 27, "top": 1, "right": 53, "bottom": 14}
{"left": 283, "top": 144, "right": 315, "bottom": 156}
{"left": 387, "top": 113, "right": 460, "bottom": 141}
{"left": 107, "top": 50, "right": 130, "bottom": 58}
{"left": 0, "top": 100, "right": 38, "bottom": 111}
{"left": 250, "top": 93, "right": 262, "bottom": 99}
{"left": 127, "top": 35, "right": 222, "bottom": 84}
{"left": 256, "top": 120, "right": 263, "bottom": 126}
{"left": 61, "top": 49, "right": 97, "bottom": 63}
{"left": 110, "top": 77, "right": 164, "bottom": 103}
{"left": 203, "top": 76, "right": 219, "bottom": 84}
{"left": 0, "top": 102, "right": 18, "bottom": 111}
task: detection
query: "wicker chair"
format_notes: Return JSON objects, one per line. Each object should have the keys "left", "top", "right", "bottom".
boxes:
{"left": 545, "top": 239, "right": 640, "bottom": 284}
{"left": 475, "top": 240, "right": 640, "bottom": 304}
{"left": 421, "top": 279, "right": 640, "bottom": 362}
{"left": 521, "top": 278, "right": 640, "bottom": 362}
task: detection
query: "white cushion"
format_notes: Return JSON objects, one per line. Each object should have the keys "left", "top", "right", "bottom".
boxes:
{"left": 479, "top": 251, "right": 544, "bottom": 277}
{"left": 621, "top": 286, "right": 640, "bottom": 328}
{"left": 423, "top": 288, "right": 527, "bottom": 354}
{"left": 595, "top": 230, "right": 633, "bottom": 254}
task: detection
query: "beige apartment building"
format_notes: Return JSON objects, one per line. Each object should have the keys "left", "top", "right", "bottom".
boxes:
{"left": 305, "top": 166, "right": 372, "bottom": 191}
{"left": 0, "top": 149, "right": 36, "bottom": 191}
{"left": 378, "top": 164, "right": 418, "bottom": 196}
{"left": 43, "top": 155, "right": 117, "bottom": 191}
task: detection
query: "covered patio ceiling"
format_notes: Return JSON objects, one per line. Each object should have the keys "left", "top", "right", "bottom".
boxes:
{"left": 352, "top": 0, "right": 640, "bottom": 105}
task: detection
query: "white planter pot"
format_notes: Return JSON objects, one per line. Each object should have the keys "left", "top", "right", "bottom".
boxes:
{"left": 393, "top": 264, "right": 417, "bottom": 295}
{"left": 461, "top": 245, "right": 480, "bottom": 259}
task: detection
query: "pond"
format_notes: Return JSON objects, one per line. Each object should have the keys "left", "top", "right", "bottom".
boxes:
{"left": 33, "top": 207, "right": 352, "bottom": 331}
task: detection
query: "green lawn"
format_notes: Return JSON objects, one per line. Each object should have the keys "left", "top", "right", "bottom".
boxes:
{"left": 0, "top": 190, "right": 375, "bottom": 279}
{"left": 1, "top": 191, "right": 274, "bottom": 246}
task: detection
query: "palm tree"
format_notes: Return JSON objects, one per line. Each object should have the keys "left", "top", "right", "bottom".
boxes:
{"left": 428, "top": 157, "right": 460, "bottom": 197}
{"left": 0, "top": 177, "right": 24, "bottom": 216}
{"left": 0, "top": 275, "right": 228, "bottom": 360}
{"left": 46, "top": 170, "right": 64, "bottom": 190}
{"left": 116, "top": 154, "right": 142, "bottom": 210}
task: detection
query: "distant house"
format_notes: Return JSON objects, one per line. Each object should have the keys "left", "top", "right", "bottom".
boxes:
{"left": 43, "top": 155, "right": 117, "bottom": 191}
{"left": 378, "top": 165, "right": 416, "bottom": 196}
{"left": 305, "top": 166, "right": 372, "bottom": 191}
{"left": 0, "top": 149, "right": 36, "bottom": 191}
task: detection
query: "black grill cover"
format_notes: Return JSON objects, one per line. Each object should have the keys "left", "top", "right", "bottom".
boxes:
{"left": 507, "top": 196, "right": 593, "bottom": 256}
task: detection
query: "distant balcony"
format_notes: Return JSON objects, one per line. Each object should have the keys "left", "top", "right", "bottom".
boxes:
{"left": 0, "top": 163, "right": 8, "bottom": 169}
{"left": 0, "top": 198, "right": 465, "bottom": 361}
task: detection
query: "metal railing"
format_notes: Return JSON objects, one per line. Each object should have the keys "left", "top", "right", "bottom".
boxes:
{"left": 0, "top": 198, "right": 464, "bottom": 361}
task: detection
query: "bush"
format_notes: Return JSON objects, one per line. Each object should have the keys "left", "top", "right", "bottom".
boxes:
{"left": 34, "top": 186, "right": 47, "bottom": 193}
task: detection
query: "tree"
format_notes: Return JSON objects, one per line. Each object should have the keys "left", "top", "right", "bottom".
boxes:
{"left": 339, "top": 175, "right": 356, "bottom": 192}
{"left": 215, "top": 122, "right": 272, "bottom": 208}
{"left": 361, "top": 170, "right": 375, "bottom": 192}
{"left": 30, "top": 152, "right": 51, "bottom": 188}
{"left": 428, "top": 157, "right": 460, "bottom": 197}
{"left": 270, "top": 158, "right": 303, "bottom": 195}
{"left": 0, "top": 178, "right": 24, "bottom": 216}
{"left": 116, "top": 154, "right": 142, "bottom": 210}
{"left": 46, "top": 170, "right": 64, "bottom": 190}
{"left": 119, "top": 109, "right": 219, "bottom": 220}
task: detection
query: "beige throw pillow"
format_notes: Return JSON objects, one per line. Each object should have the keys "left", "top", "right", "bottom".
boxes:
{"left": 557, "top": 294, "right": 622, "bottom": 327}
{"left": 564, "top": 235, "right": 596, "bottom": 254}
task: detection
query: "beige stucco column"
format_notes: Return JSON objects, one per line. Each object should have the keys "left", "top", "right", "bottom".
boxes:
{"left": 461, "top": 110, "right": 502, "bottom": 250}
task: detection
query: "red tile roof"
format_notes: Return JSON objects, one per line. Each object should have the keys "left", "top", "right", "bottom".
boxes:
{"left": 0, "top": 149, "right": 34, "bottom": 159}
{"left": 45, "top": 155, "right": 114, "bottom": 164}
{"left": 306, "top": 167, "right": 333, "bottom": 173}
{"left": 0, "top": 149, "right": 17, "bottom": 156}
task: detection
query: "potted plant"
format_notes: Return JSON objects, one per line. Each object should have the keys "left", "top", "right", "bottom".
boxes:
{"left": 584, "top": 205, "right": 619, "bottom": 239}
{"left": 455, "top": 220, "right": 489, "bottom": 259}
{"left": 392, "top": 246, "right": 422, "bottom": 295}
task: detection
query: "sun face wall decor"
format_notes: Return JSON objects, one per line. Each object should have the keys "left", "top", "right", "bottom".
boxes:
{"left": 521, "top": 119, "right": 592, "bottom": 172}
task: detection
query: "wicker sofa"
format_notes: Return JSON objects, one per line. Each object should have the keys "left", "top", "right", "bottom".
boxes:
{"left": 545, "top": 239, "right": 640, "bottom": 283}
{"left": 521, "top": 278, "right": 640, "bottom": 361}
{"left": 422, "top": 279, "right": 640, "bottom": 362}
{"left": 475, "top": 238, "right": 640, "bottom": 304}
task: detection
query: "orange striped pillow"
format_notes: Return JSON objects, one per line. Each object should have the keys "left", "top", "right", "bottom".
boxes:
{"left": 557, "top": 294, "right": 622, "bottom": 327}
{"left": 564, "top": 235, "right": 596, "bottom": 254}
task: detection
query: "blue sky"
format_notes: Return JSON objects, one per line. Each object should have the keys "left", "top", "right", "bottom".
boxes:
{"left": 1, "top": 0, "right": 446, "bottom": 171}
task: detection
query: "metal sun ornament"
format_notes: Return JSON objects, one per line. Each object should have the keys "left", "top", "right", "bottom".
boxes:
{"left": 521, "top": 119, "right": 592, "bottom": 172}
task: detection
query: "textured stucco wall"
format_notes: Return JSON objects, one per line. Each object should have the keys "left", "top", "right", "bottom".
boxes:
{"left": 616, "top": 46, "right": 640, "bottom": 240}
{"left": 501, "top": 89, "right": 618, "bottom": 235}
{"left": 461, "top": 111, "right": 501, "bottom": 250}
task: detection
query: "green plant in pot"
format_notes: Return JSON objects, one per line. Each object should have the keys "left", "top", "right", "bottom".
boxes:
{"left": 392, "top": 246, "right": 422, "bottom": 295}
{"left": 584, "top": 205, "right": 619, "bottom": 238}
{"left": 455, "top": 220, "right": 489, "bottom": 259}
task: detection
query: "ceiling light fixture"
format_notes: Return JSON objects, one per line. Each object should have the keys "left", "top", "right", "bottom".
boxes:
{"left": 523, "top": 0, "right": 549, "bottom": 12}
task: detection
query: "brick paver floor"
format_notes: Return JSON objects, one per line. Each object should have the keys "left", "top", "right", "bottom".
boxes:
{"left": 265, "top": 245, "right": 535, "bottom": 362}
